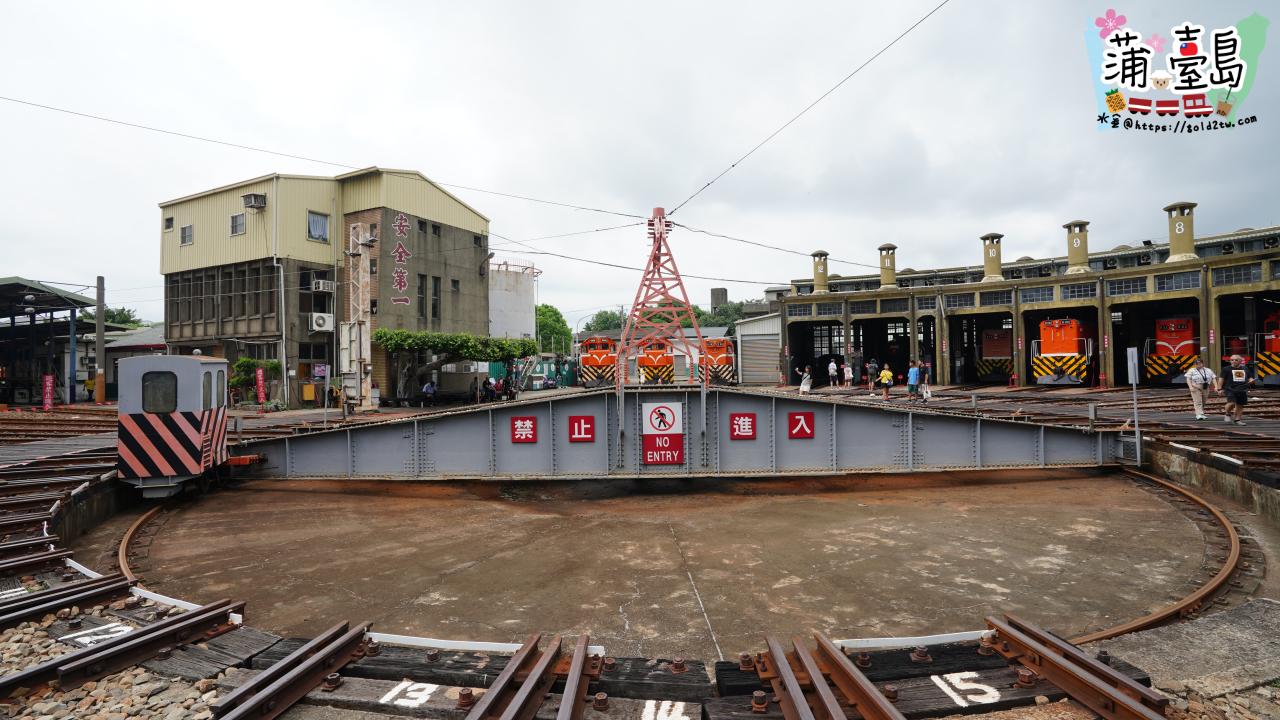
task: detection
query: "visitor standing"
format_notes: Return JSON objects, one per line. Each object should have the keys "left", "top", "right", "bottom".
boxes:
{"left": 867, "top": 359, "right": 879, "bottom": 392}
{"left": 842, "top": 362, "right": 854, "bottom": 389}
{"left": 799, "top": 365, "right": 813, "bottom": 395}
{"left": 879, "top": 364, "right": 894, "bottom": 401}
{"left": 1185, "top": 358, "right": 1214, "bottom": 420}
{"left": 920, "top": 362, "right": 933, "bottom": 402}
{"left": 907, "top": 361, "right": 921, "bottom": 402}
{"left": 1217, "top": 354, "right": 1255, "bottom": 425}
{"left": 827, "top": 358, "right": 839, "bottom": 388}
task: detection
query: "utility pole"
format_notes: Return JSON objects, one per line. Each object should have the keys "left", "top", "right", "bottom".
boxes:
{"left": 95, "top": 276, "right": 105, "bottom": 403}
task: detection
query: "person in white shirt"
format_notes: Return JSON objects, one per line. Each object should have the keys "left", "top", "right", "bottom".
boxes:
{"left": 1185, "top": 357, "right": 1216, "bottom": 420}
{"left": 842, "top": 362, "right": 854, "bottom": 389}
{"left": 827, "top": 359, "right": 839, "bottom": 387}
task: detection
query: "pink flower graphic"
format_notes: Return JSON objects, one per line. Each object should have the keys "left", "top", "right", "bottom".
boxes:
{"left": 1095, "top": 9, "right": 1127, "bottom": 39}
{"left": 1145, "top": 32, "right": 1166, "bottom": 53}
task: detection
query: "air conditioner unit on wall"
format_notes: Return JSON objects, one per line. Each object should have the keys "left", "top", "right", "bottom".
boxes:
{"left": 311, "top": 280, "right": 337, "bottom": 293}
{"left": 310, "top": 313, "right": 334, "bottom": 332}
{"left": 242, "top": 193, "right": 267, "bottom": 209}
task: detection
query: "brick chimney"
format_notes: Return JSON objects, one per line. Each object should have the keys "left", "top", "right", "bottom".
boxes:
{"left": 811, "top": 250, "right": 830, "bottom": 294}
{"left": 878, "top": 244, "right": 897, "bottom": 288}
{"left": 1063, "top": 220, "right": 1090, "bottom": 274}
{"left": 1163, "top": 201, "right": 1198, "bottom": 262}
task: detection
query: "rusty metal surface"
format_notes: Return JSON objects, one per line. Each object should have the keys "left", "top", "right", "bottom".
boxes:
{"left": 117, "top": 504, "right": 164, "bottom": 584}
{"left": 0, "top": 574, "right": 132, "bottom": 628}
{"left": 986, "top": 614, "right": 1165, "bottom": 720}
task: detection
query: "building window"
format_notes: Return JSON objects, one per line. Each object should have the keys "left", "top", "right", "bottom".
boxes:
{"left": 164, "top": 217, "right": 174, "bottom": 231}
{"left": 1020, "top": 286, "right": 1053, "bottom": 304}
{"left": 786, "top": 303, "right": 813, "bottom": 318}
{"left": 418, "top": 219, "right": 429, "bottom": 233}
{"left": 1272, "top": 261, "right": 1280, "bottom": 280}
{"left": 880, "top": 298, "right": 909, "bottom": 313}
{"left": 1212, "top": 263, "right": 1262, "bottom": 286}
{"left": 979, "top": 290, "right": 1012, "bottom": 306}
{"left": 473, "top": 235, "right": 484, "bottom": 247}
{"left": 815, "top": 301, "right": 843, "bottom": 316}
{"left": 810, "top": 324, "right": 845, "bottom": 357}
{"left": 451, "top": 278, "right": 460, "bottom": 292}
{"left": 417, "top": 274, "right": 427, "bottom": 318}
{"left": 944, "top": 293, "right": 975, "bottom": 309}
{"left": 180, "top": 225, "right": 194, "bottom": 245}
{"left": 1106, "top": 277, "right": 1147, "bottom": 296}
{"left": 230, "top": 213, "right": 246, "bottom": 236}
{"left": 915, "top": 295, "right": 937, "bottom": 310}
{"left": 307, "top": 211, "right": 330, "bottom": 242}
{"left": 1061, "top": 282, "right": 1097, "bottom": 300}
{"left": 370, "top": 298, "right": 378, "bottom": 316}
{"left": 431, "top": 223, "right": 441, "bottom": 237}
{"left": 1155, "top": 270, "right": 1200, "bottom": 292}
{"left": 849, "top": 300, "right": 877, "bottom": 315}
{"left": 202, "top": 372, "right": 212, "bottom": 411}
{"left": 431, "top": 276, "right": 441, "bottom": 319}
{"left": 370, "top": 258, "right": 378, "bottom": 275}
{"left": 141, "top": 371, "right": 177, "bottom": 413}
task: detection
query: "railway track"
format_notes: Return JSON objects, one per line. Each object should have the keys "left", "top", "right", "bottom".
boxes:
{"left": 0, "top": 446, "right": 1259, "bottom": 720}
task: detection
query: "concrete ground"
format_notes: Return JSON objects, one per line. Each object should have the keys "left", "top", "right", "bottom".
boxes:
{"left": 119, "top": 472, "right": 1207, "bottom": 663}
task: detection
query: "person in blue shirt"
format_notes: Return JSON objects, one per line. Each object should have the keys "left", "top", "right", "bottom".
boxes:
{"left": 906, "top": 361, "right": 921, "bottom": 401}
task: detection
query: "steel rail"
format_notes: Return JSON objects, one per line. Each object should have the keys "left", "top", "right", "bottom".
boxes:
{"left": 987, "top": 615, "right": 1164, "bottom": 720}
{"left": 498, "top": 635, "right": 563, "bottom": 720}
{"left": 788, "top": 636, "right": 846, "bottom": 720}
{"left": 0, "top": 535, "right": 58, "bottom": 559}
{"left": 462, "top": 634, "right": 543, "bottom": 720}
{"left": 554, "top": 635, "right": 594, "bottom": 720}
{"left": 763, "top": 636, "right": 816, "bottom": 720}
{"left": 218, "top": 621, "right": 371, "bottom": 720}
{"left": 0, "top": 598, "right": 243, "bottom": 696}
{"left": 0, "top": 574, "right": 133, "bottom": 628}
{"left": 1005, "top": 614, "right": 1166, "bottom": 713}
{"left": 813, "top": 633, "right": 906, "bottom": 720}
{"left": 117, "top": 504, "right": 164, "bottom": 583}
{"left": 1071, "top": 468, "right": 1242, "bottom": 644}
{"left": 0, "top": 548, "right": 71, "bottom": 574}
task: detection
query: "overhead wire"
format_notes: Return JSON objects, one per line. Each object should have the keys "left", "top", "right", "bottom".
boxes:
{"left": 667, "top": 0, "right": 953, "bottom": 215}
{"left": 671, "top": 222, "right": 880, "bottom": 270}
{"left": 0, "top": 94, "right": 641, "bottom": 220}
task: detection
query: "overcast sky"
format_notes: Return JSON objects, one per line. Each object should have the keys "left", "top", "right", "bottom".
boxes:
{"left": 2, "top": 1, "right": 1275, "bottom": 327}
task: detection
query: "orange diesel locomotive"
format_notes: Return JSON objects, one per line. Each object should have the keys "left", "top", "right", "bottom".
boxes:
{"left": 1144, "top": 317, "right": 1199, "bottom": 383}
{"left": 699, "top": 337, "right": 736, "bottom": 384}
{"left": 577, "top": 336, "right": 618, "bottom": 387}
{"left": 1031, "top": 319, "right": 1093, "bottom": 385}
{"left": 1256, "top": 310, "right": 1280, "bottom": 386}
{"left": 976, "top": 328, "right": 1013, "bottom": 381}
{"left": 637, "top": 338, "right": 675, "bottom": 384}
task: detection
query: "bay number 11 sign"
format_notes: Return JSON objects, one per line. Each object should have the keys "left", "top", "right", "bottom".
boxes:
{"left": 641, "top": 402, "right": 683, "bottom": 465}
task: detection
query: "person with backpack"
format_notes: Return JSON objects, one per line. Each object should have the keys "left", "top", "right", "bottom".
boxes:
{"left": 879, "top": 363, "right": 894, "bottom": 401}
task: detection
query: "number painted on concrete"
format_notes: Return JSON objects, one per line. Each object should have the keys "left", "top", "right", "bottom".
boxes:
{"left": 929, "top": 671, "right": 1001, "bottom": 707}
{"left": 379, "top": 679, "right": 440, "bottom": 708}
{"left": 61, "top": 622, "right": 132, "bottom": 647}
{"left": 642, "top": 700, "right": 690, "bottom": 720}
{"left": 1175, "top": 221, "right": 1185, "bottom": 234}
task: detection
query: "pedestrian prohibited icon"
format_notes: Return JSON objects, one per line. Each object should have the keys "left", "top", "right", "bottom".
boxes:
{"left": 641, "top": 402, "right": 684, "bottom": 465}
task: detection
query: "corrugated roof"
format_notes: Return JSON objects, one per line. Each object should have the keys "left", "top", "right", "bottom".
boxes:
{"left": 0, "top": 277, "right": 95, "bottom": 308}
{"left": 104, "top": 324, "right": 167, "bottom": 349}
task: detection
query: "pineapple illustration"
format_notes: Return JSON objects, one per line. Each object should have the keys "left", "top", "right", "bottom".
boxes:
{"left": 1105, "top": 89, "right": 1127, "bottom": 113}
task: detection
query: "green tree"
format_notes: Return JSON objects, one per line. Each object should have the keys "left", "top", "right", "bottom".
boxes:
{"left": 79, "top": 306, "right": 144, "bottom": 328}
{"left": 582, "top": 309, "right": 625, "bottom": 333}
{"left": 536, "top": 304, "right": 573, "bottom": 355}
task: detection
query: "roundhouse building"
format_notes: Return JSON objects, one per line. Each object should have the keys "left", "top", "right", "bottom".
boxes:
{"left": 781, "top": 201, "right": 1280, "bottom": 388}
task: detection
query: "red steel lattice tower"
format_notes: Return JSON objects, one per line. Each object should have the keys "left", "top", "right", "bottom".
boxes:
{"left": 616, "top": 207, "right": 707, "bottom": 389}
